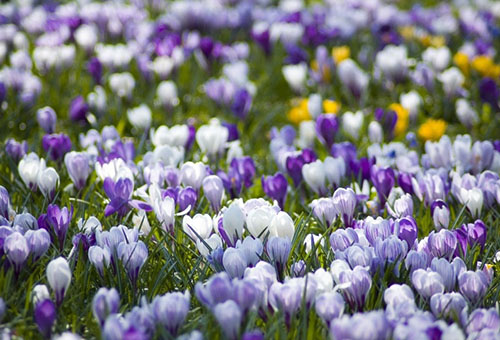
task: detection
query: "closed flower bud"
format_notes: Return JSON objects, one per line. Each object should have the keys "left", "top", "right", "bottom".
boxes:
{"left": 4, "top": 231, "right": 29, "bottom": 272}
{"left": 37, "top": 167, "right": 59, "bottom": 200}
{"left": 309, "top": 197, "right": 337, "bottom": 227}
{"left": 196, "top": 120, "right": 229, "bottom": 160}
{"left": 117, "top": 241, "right": 148, "bottom": 283}
{"left": 412, "top": 269, "right": 444, "bottom": 299}
{"left": 431, "top": 199, "right": 450, "bottom": 230}
{"left": 127, "top": 104, "right": 152, "bottom": 130}
{"left": 46, "top": 257, "right": 71, "bottom": 305}
{"left": 34, "top": 299, "right": 56, "bottom": 338}
{"left": 368, "top": 121, "right": 383, "bottom": 143}
{"left": 458, "top": 270, "right": 489, "bottom": 303}
{"left": 302, "top": 160, "right": 327, "bottom": 195}
{"left": 315, "top": 292, "right": 344, "bottom": 323}
{"left": 92, "top": 287, "right": 120, "bottom": 327}
{"left": 19, "top": 153, "right": 46, "bottom": 191}
{"left": 261, "top": 173, "right": 288, "bottom": 209}
{"left": 152, "top": 291, "right": 190, "bottom": 335}
{"left": 202, "top": 175, "right": 224, "bottom": 212}
{"left": 183, "top": 214, "right": 213, "bottom": 241}
{"left": 223, "top": 247, "right": 247, "bottom": 279}
{"left": 332, "top": 187, "right": 356, "bottom": 228}
{"left": 246, "top": 206, "right": 277, "bottom": 239}
{"left": 64, "top": 152, "right": 91, "bottom": 190}
{"left": 213, "top": 300, "right": 242, "bottom": 340}
{"left": 88, "top": 246, "right": 111, "bottom": 276}
{"left": 268, "top": 212, "right": 295, "bottom": 240}
{"left": 37, "top": 107, "right": 57, "bottom": 133}
{"left": 24, "top": 229, "right": 50, "bottom": 261}
{"left": 181, "top": 162, "right": 207, "bottom": 190}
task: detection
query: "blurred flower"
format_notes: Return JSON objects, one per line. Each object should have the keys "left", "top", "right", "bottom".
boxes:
{"left": 418, "top": 119, "right": 447, "bottom": 142}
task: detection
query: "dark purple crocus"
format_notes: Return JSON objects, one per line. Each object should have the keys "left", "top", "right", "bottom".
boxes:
{"left": 69, "top": 96, "right": 89, "bottom": 122}
{"left": 230, "top": 157, "right": 256, "bottom": 188}
{"left": 103, "top": 178, "right": 152, "bottom": 218}
{"left": 286, "top": 154, "right": 305, "bottom": 187}
{"left": 87, "top": 57, "right": 102, "bottom": 84}
{"left": 222, "top": 122, "right": 239, "bottom": 142}
{"left": 231, "top": 88, "right": 252, "bottom": 119}
{"left": 284, "top": 44, "right": 308, "bottom": 65}
{"left": 39, "top": 204, "right": 72, "bottom": 251}
{"left": 42, "top": 133, "right": 72, "bottom": 161}
{"left": 398, "top": 172, "right": 414, "bottom": 195}
{"left": 454, "top": 220, "right": 487, "bottom": 257}
{"left": 178, "top": 186, "right": 197, "bottom": 213}
{"left": 200, "top": 37, "right": 215, "bottom": 59}
{"left": 316, "top": 114, "right": 338, "bottom": 149}
{"left": 396, "top": 217, "right": 418, "bottom": 248}
{"left": 370, "top": 165, "right": 395, "bottom": 208}
{"left": 374, "top": 108, "right": 397, "bottom": 139}
{"left": 5, "top": 138, "right": 28, "bottom": 162}
{"left": 0, "top": 81, "right": 5, "bottom": 102}
{"left": 262, "top": 173, "right": 288, "bottom": 209}
{"left": 217, "top": 169, "right": 242, "bottom": 199}
{"left": 251, "top": 28, "right": 271, "bottom": 55}
{"left": 34, "top": 299, "right": 56, "bottom": 338}
{"left": 479, "top": 77, "right": 499, "bottom": 111}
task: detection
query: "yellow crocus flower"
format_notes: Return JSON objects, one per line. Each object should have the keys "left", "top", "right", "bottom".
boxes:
{"left": 332, "top": 46, "right": 350, "bottom": 65}
{"left": 287, "top": 99, "right": 311, "bottom": 124}
{"left": 417, "top": 119, "right": 447, "bottom": 141}
{"left": 453, "top": 52, "right": 469, "bottom": 76}
{"left": 323, "top": 100, "right": 340, "bottom": 114}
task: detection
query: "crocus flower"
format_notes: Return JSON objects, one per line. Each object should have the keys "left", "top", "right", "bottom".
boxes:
{"left": 330, "top": 311, "right": 390, "bottom": 340}
{"left": 178, "top": 187, "right": 198, "bottom": 213}
{"left": 69, "top": 96, "right": 88, "bottom": 122}
{"left": 213, "top": 300, "right": 242, "bottom": 340}
{"left": 180, "top": 162, "right": 207, "bottom": 190}
{"left": 92, "top": 288, "right": 120, "bottom": 327}
{"left": 88, "top": 246, "right": 111, "bottom": 276}
{"left": 87, "top": 57, "right": 102, "bottom": 84}
{"left": 195, "top": 272, "right": 234, "bottom": 308}
{"left": 117, "top": 241, "right": 148, "bottom": 283}
{"left": 371, "top": 165, "right": 395, "bottom": 208}
{"left": 458, "top": 270, "right": 489, "bottom": 303}
{"left": 315, "top": 292, "right": 345, "bottom": 324}
{"left": 18, "top": 153, "right": 46, "bottom": 191}
{"left": 262, "top": 172, "right": 288, "bottom": 209}
{"left": 152, "top": 291, "right": 190, "bottom": 336}
{"left": 330, "top": 228, "right": 358, "bottom": 251}
{"left": 64, "top": 152, "right": 91, "bottom": 190}
{"left": 431, "top": 200, "right": 450, "bottom": 230}
{"left": 302, "top": 160, "right": 327, "bottom": 195}
{"left": 196, "top": 119, "right": 229, "bottom": 160}
{"left": 454, "top": 220, "right": 487, "bottom": 257}
{"left": 221, "top": 202, "right": 245, "bottom": 247}
{"left": 316, "top": 114, "right": 338, "bottom": 149}
{"left": 332, "top": 188, "right": 357, "bottom": 228}
{"left": 466, "top": 308, "right": 500, "bottom": 335}
{"left": 267, "top": 237, "right": 291, "bottom": 274}
{"left": 39, "top": 204, "right": 72, "bottom": 250}
{"left": 231, "top": 88, "right": 252, "bottom": 119}
{"left": 309, "top": 198, "right": 337, "bottom": 227}
{"left": 182, "top": 214, "right": 213, "bottom": 241}
{"left": 231, "top": 157, "right": 256, "bottom": 188}
{"left": 4, "top": 231, "right": 30, "bottom": 273}
{"left": 202, "top": 175, "right": 224, "bottom": 212}
{"left": 46, "top": 257, "right": 71, "bottom": 306}
{"left": 412, "top": 269, "right": 445, "bottom": 299}
{"left": 0, "top": 186, "right": 9, "bottom": 219}
{"left": 42, "top": 133, "right": 72, "bottom": 161}
{"left": 5, "top": 138, "right": 28, "bottom": 162}
{"left": 103, "top": 178, "right": 152, "bottom": 218}
{"left": 338, "top": 266, "right": 372, "bottom": 311}
{"left": 268, "top": 211, "right": 295, "bottom": 240}
{"left": 223, "top": 247, "right": 247, "bottom": 279}
{"left": 427, "top": 229, "right": 457, "bottom": 259}
{"left": 479, "top": 77, "right": 499, "bottom": 111}
{"left": 34, "top": 299, "right": 56, "bottom": 338}
{"left": 24, "top": 229, "right": 50, "bottom": 261}
{"left": 36, "top": 107, "right": 57, "bottom": 133}
{"left": 37, "top": 167, "right": 59, "bottom": 200}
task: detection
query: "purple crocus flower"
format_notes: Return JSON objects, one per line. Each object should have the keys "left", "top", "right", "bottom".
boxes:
{"left": 330, "top": 228, "right": 358, "bottom": 251}
{"left": 213, "top": 300, "right": 242, "bottom": 340}
{"left": 466, "top": 308, "right": 500, "bottom": 335}
{"left": 427, "top": 229, "right": 457, "bottom": 260}
{"left": 195, "top": 272, "right": 234, "bottom": 308}
{"left": 231, "top": 88, "right": 252, "bottom": 119}
{"left": 152, "top": 291, "right": 190, "bottom": 336}
{"left": 332, "top": 188, "right": 357, "bottom": 228}
{"left": 261, "top": 172, "right": 288, "bottom": 209}
{"left": 39, "top": 204, "right": 73, "bottom": 250}
{"left": 117, "top": 241, "right": 148, "bottom": 284}
{"left": 285, "top": 154, "right": 305, "bottom": 187}
{"left": 103, "top": 178, "right": 152, "bottom": 218}
{"left": 69, "top": 96, "right": 88, "bottom": 122}
{"left": 251, "top": 28, "right": 271, "bottom": 55}
{"left": 396, "top": 217, "right": 418, "bottom": 248}
{"left": 87, "top": 57, "right": 102, "bottom": 84}
{"left": 4, "top": 232, "right": 29, "bottom": 273}
{"left": 34, "top": 299, "right": 56, "bottom": 338}
{"left": 222, "top": 122, "right": 239, "bottom": 142}
{"left": 230, "top": 157, "right": 255, "bottom": 188}
{"left": 454, "top": 220, "right": 487, "bottom": 257}
{"left": 338, "top": 267, "right": 372, "bottom": 311}
{"left": 42, "top": 133, "right": 72, "bottom": 161}
{"left": 64, "top": 151, "right": 91, "bottom": 190}
{"left": 370, "top": 165, "right": 395, "bottom": 208}
{"left": 374, "top": 108, "right": 397, "bottom": 139}
{"left": 479, "top": 77, "right": 499, "bottom": 111}
{"left": 36, "top": 107, "right": 57, "bottom": 133}
{"left": 178, "top": 186, "right": 197, "bottom": 213}
{"left": 5, "top": 138, "right": 28, "bottom": 162}
{"left": 431, "top": 199, "right": 450, "bottom": 230}
{"left": 316, "top": 114, "right": 338, "bottom": 149}
{"left": 398, "top": 172, "right": 414, "bottom": 195}
{"left": 267, "top": 237, "right": 291, "bottom": 275}
{"left": 284, "top": 44, "right": 308, "bottom": 65}
{"left": 24, "top": 229, "right": 50, "bottom": 262}
{"left": 200, "top": 37, "right": 215, "bottom": 59}
{"left": 92, "top": 287, "right": 120, "bottom": 327}
{"left": 458, "top": 270, "right": 489, "bottom": 303}
{"left": 0, "top": 186, "right": 9, "bottom": 219}
{"left": 202, "top": 175, "right": 224, "bottom": 212}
